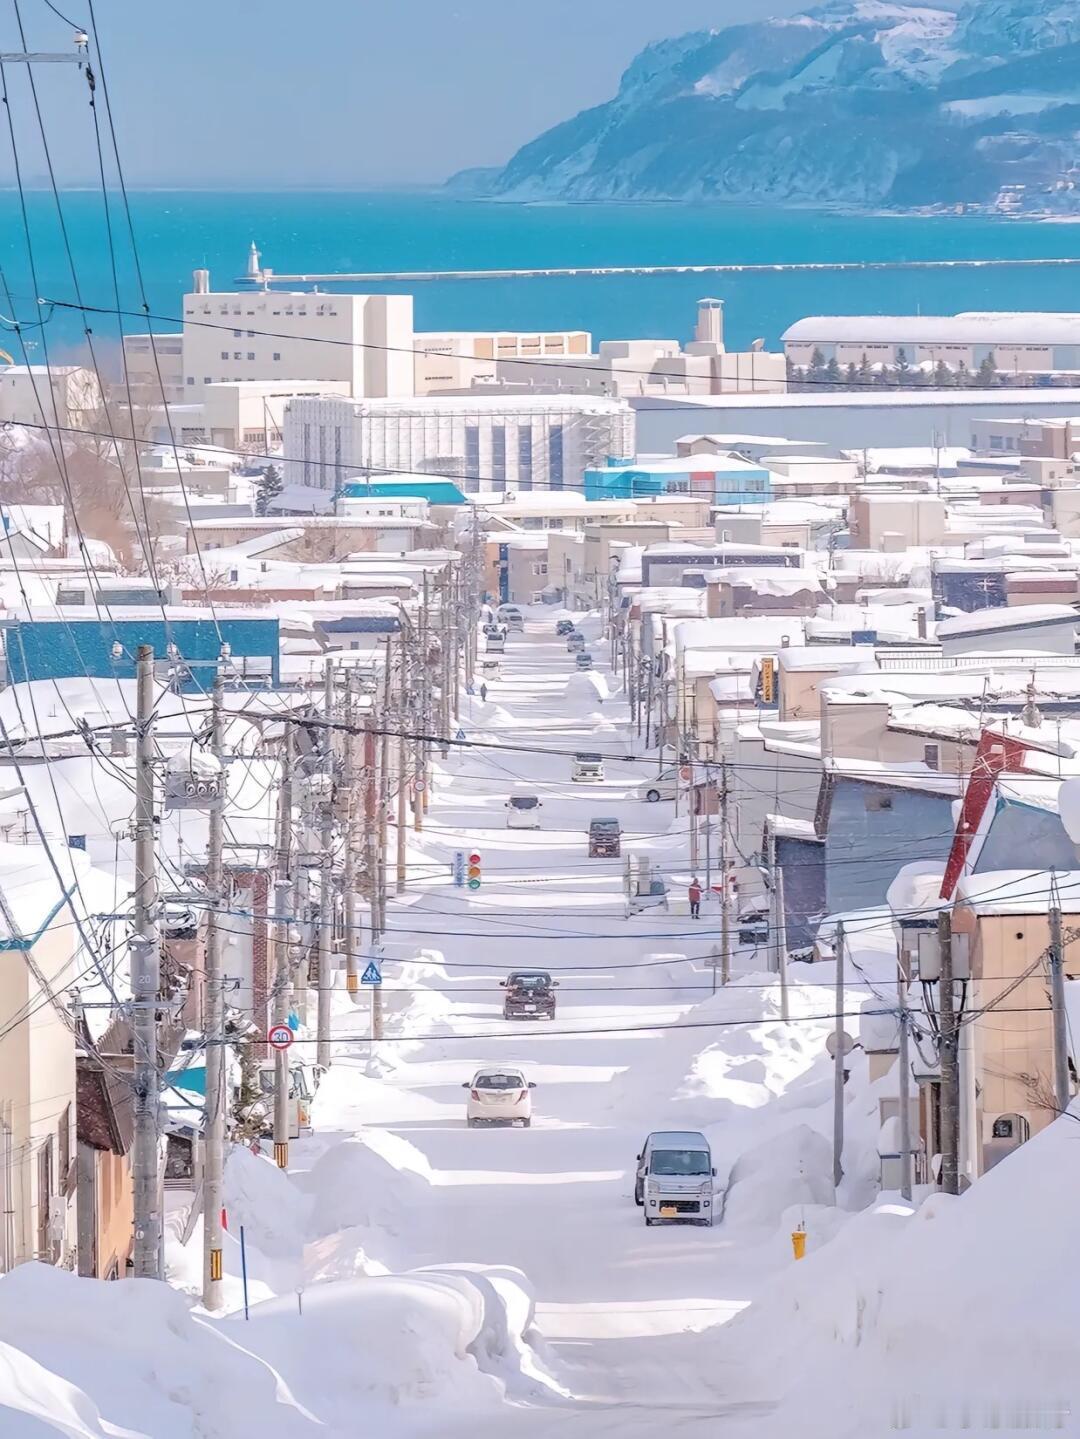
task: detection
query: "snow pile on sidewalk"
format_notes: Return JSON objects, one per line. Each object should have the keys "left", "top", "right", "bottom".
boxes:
{"left": 563, "top": 671, "right": 609, "bottom": 709}
{"left": 0, "top": 1260, "right": 554, "bottom": 1435}
{"left": 719, "top": 1116, "right": 1080, "bottom": 1437}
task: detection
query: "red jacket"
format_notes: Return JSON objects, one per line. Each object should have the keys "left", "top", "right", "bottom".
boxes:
{"left": 688, "top": 882, "right": 703, "bottom": 902}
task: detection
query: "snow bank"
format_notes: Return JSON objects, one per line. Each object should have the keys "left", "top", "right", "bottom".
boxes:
{"left": 721, "top": 1115, "right": 1080, "bottom": 1436}
{"left": 0, "top": 1263, "right": 317, "bottom": 1438}
{"left": 563, "top": 671, "right": 609, "bottom": 708}
{"left": 721, "top": 1123, "right": 834, "bottom": 1229}
{"left": 295, "top": 1132, "right": 434, "bottom": 1245}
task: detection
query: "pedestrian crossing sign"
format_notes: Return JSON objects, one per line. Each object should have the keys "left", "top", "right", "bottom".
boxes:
{"left": 361, "top": 962, "right": 382, "bottom": 985}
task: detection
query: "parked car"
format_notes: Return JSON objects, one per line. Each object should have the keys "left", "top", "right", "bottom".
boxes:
{"left": 627, "top": 878, "right": 669, "bottom": 916}
{"left": 634, "top": 1130, "right": 716, "bottom": 1226}
{"left": 588, "top": 817, "right": 621, "bottom": 857}
{"left": 574, "top": 652, "right": 594, "bottom": 671}
{"left": 572, "top": 752, "right": 604, "bottom": 783}
{"left": 463, "top": 1066, "right": 535, "bottom": 1127}
{"left": 501, "top": 970, "right": 558, "bottom": 1020}
{"left": 636, "top": 768, "right": 678, "bottom": 803}
{"left": 506, "top": 794, "right": 542, "bottom": 829}
{"left": 555, "top": 618, "right": 575, "bottom": 636}
{"left": 497, "top": 605, "right": 525, "bottom": 632}
{"left": 567, "top": 633, "right": 586, "bottom": 653}
{"left": 480, "top": 659, "right": 501, "bottom": 680}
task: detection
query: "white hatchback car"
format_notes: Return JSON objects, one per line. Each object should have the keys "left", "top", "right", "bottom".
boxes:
{"left": 464, "top": 1067, "right": 535, "bottom": 1127}
{"left": 637, "top": 768, "right": 678, "bottom": 803}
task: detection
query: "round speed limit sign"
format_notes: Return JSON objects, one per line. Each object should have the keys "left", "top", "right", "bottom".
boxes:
{"left": 267, "top": 1024, "right": 293, "bottom": 1051}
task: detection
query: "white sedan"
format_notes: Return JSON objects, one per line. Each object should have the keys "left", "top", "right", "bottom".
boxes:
{"left": 463, "top": 1067, "right": 535, "bottom": 1127}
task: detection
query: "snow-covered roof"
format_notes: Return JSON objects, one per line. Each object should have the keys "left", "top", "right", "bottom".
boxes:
{"left": 609, "top": 453, "right": 766, "bottom": 475}
{"left": 776, "top": 645, "right": 877, "bottom": 672}
{"left": 704, "top": 568, "right": 824, "bottom": 597}
{"left": 782, "top": 313, "right": 1080, "bottom": 345}
{"left": 825, "top": 755, "right": 962, "bottom": 796}
{"left": 673, "top": 617, "right": 806, "bottom": 653}
{"left": 955, "top": 869, "right": 1080, "bottom": 915}
{"left": 936, "top": 604, "right": 1077, "bottom": 638}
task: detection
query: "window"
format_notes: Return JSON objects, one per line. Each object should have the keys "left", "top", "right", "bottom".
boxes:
{"left": 203, "top": 377, "right": 211, "bottom": 385}
{"left": 233, "top": 351, "right": 242, "bottom": 360}
{"left": 465, "top": 425, "right": 480, "bottom": 491}
{"left": 186, "top": 377, "right": 194, "bottom": 386}
{"left": 549, "top": 424, "right": 564, "bottom": 489}
{"left": 272, "top": 352, "right": 281, "bottom": 361}
{"left": 247, "top": 352, "right": 255, "bottom": 361}
{"left": 37, "top": 1136, "right": 54, "bottom": 1260}
{"left": 865, "top": 792, "right": 893, "bottom": 812}
{"left": 220, "top": 351, "right": 229, "bottom": 361}
{"left": 518, "top": 428, "right": 533, "bottom": 489}
{"left": 492, "top": 426, "right": 507, "bottom": 489}
{"left": 58, "top": 1105, "right": 71, "bottom": 1195}
{"left": 923, "top": 743, "right": 940, "bottom": 770}
{"left": 247, "top": 330, "right": 255, "bottom": 337}
{"left": 533, "top": 561, "right": 548, "bottom": 577}
{"left": 233, "top": 329, "right": 242, "bottom": 338}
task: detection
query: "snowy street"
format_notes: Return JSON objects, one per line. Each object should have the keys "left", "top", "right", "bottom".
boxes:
{"left": 245, "top": 612, "right": 823, "bottom": 1435}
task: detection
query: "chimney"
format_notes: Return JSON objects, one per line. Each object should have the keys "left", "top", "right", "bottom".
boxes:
{"left": 192, "top": 268, "right": 210, "bottom": 295}
{"left": 917, "top": 606, "right": 928, "bottom": 639}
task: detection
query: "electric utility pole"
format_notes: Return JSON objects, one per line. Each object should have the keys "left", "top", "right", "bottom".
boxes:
{"left": 202, "top": 665, "right": 226, "bottom": 1310}
{"left": 937, "top": 907, "right": 960, "bottom": 1197}
{"left": 832, "top": 920, "right": 846, "bottom": 1190}
{"left": 341, "top": 669, "right": 360, "bottom": 1000}
{"left": 897, "top": 961, "right": 914, "bottom": 1202}
{"left": 396, "top": 649, "right": 408, "bottom": 896}
{"left": 131, "top": 645, "right": 162, "bottom": 1279}
{"left": 272, "top": 724, "right": 294, "bottom": 1169}
{"left": 316, "top": 661, "right": 335, "bottom": 1071}
{"left": 1048, "top": 871, "right": 1071, "bottom": 1118}
{"left": 719, "top": 760, "right": 731, "bottom": 988}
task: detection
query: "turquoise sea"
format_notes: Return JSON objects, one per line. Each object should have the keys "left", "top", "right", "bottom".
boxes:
{"left": 0, "top": 190, "right": 1078, "bottom": 363}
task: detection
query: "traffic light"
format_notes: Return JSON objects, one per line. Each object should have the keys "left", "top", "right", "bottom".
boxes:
{"left": 467, "top": 852, "right": 482, "bottom": 890}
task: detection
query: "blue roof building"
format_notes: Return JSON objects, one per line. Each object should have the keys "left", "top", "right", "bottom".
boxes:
{"left": 584, "top": 454, "right": 772, "bottom": 505}
{"left": 5, "top": 609, "right": 280, "bottom": 692}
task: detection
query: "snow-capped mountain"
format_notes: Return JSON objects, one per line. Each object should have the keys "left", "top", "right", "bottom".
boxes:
{"left": 462, "top": 0, "right": 1080, "bottom": 209}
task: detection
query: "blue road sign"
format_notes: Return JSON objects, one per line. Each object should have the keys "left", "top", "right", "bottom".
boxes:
{"left": 361, "top": 961, "right": 382, "bottom": 985}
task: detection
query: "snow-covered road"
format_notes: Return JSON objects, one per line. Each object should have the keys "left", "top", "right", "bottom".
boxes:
{"left": 305, "top": 616, "right": 784, "bottom": 1431}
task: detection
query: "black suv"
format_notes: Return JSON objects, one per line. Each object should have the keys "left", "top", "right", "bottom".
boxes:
{"left": 588, "top": 818, "right": 622, "bottom": 858}
{"left": 501, "top": 970, "right": 558, "bottom": 1020}
{"left": 556, "top": 619, "right": 575, "bottom": 636}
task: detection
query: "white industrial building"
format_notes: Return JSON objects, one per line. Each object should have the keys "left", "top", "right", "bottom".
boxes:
{"left": 124, "top": 267, "right": 415, "bottom": 406}
{"left": 283, "top": 394, "right": 635, "bottom": 494}
{"left": 0, "top": 365, "right": 102, "bottom": 430}
{"left": 488, "top": 300, "right": 786, "bottom": 398}
{"left": 783, "top": 312, "right": 1080, "bottom": 380}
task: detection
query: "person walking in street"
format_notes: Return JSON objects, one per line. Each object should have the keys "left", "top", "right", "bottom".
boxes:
{"left": 688, "top": 877, "right": 702, "bottom": 919}
{"left": 480, "top": 682, "right": 488, "bottom": 702}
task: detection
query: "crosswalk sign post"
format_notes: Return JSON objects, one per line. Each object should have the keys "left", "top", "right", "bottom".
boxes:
{"left": 361, "top": 961, "right": 382, "bottom": 985}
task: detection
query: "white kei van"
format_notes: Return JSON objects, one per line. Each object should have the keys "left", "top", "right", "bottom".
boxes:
{"left": 634, "top": 1130, "right": 716, "bottom": 1226}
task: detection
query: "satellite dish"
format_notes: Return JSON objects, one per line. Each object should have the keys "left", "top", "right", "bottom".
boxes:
{"left": 825, "top": 1030, "right": 855, "bottom": 1058}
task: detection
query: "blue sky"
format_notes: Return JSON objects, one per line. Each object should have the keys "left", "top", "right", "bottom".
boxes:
{"left": 0, "top": 0, "right": 801, "bottom": 186}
